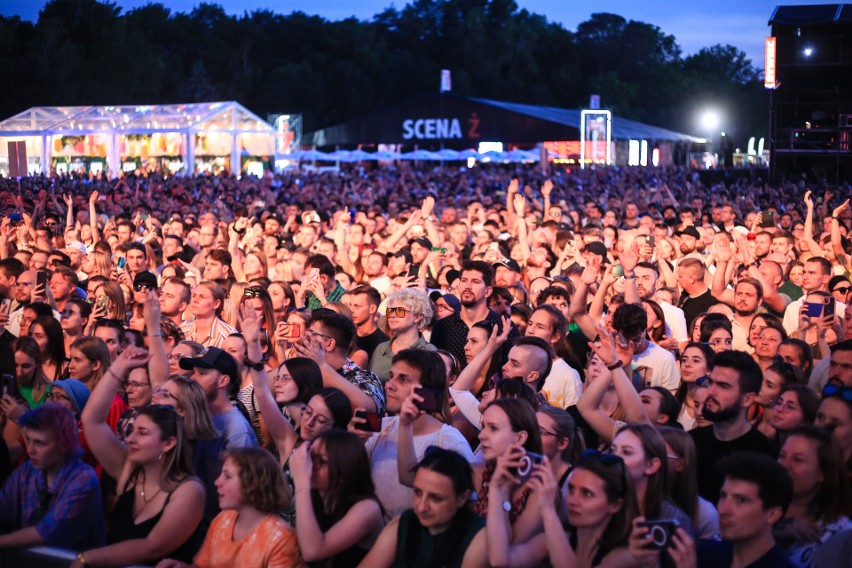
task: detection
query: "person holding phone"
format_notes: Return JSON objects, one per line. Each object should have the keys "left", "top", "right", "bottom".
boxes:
{"left": 486, "top": 450, "right": 639, "bottom": 568}
{"left": 356, "top": 349, "right": 474, "bottom": 521}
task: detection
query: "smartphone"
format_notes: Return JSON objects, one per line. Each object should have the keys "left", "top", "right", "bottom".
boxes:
{"left": 117, "top": 257, "right": 127, "bottom": 270}
{"left": 760, "top": 211, "right": 776, "bottom": 228}
{"left": 407, "top": 264, "right": 420, "bottom": 279}
{"left": 805, "top": 301, "right": 824, "bottom": 318}
{"left": 823, "top": 295, "right": 836, "bottom": 319}
{"left": 353, "top": 410, "right": 382, "bottom": 432}
{"left": 515, "top": 451, "right": 545, "bottom": 484}
{"left": 431, "top": 247, "right": 447, "bottom": 254}
{"left": 259, "top": 328, "right": 269, "bottom": 346}
{"left": 278, "top": 322, "right": 300, "bottom": 340}
{"left": 645, "top": 235, "right": 655, "bottom": 248}
{"left": 36, "top": 270, "right": 47, "bottom": 289}
{"left": 415, "top": 386, "right": 444, "bottom": 413}
{"left": 167, "top": 254, "right": 180, "bottom": 263}
{"left": 612, "top": 265, "right": 624, "bottom": 278}
{"left": 308, "top": 267, "right": 319, "bottom": 281}
{"left": 638, "top": 519, "right": 680, "bottom": 550}
{"left": 349, "top": 208, "right": 356, "bottom": 223}
{"left": 96, "top": 296, "right": 109, "bottom": 312}
{"left": 0, "top": 298, "right": 11, "bottom": 316}
{"left": 0, "top": 373, "right": 16, "bottom": 399}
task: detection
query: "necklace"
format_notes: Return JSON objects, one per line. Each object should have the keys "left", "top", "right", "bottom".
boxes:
{"left": 139, "top": 471, "right": 162, "bottom": 504}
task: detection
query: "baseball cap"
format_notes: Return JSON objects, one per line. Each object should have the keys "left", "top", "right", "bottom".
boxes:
{"left": 493, "top": 258, "right": 521, "bottom": 273}
{"left": 585, "top": 241, "right": 609, "bottom": 262}
{"left": 409, "top": 236, "right": 433, "bottom": 250}
{"left": 675, "top": 226, "right": 701, "bottom": 239}
{"left": 179, "top": 347, "right": 239, "bottom": 385}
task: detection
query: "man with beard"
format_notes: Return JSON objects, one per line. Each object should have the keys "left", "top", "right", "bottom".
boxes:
{"left": 690, "top": 350, "right": 777, "bottom": 503}
{"left": 710, "top": 247, "right": 763, "bottom": 351}
{"left": 674, "top": 225, "right": 703, "bottom": 261}
{"left": 431, "top": 260, "right": 517, "bottom": 365}
{"left": 493, "top": 258, "right": 521, "bottom": 288}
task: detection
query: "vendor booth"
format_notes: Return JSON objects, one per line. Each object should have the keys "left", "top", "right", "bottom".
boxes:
{"left": 0, "top": 101, "right": 276, "bottom": 177}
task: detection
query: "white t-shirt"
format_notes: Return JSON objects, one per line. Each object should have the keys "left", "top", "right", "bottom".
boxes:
{"left": 365, "top": 416, "right": 475, "bottom": 520}
{"left": 541, "top": 358, "right": 583, "bottom": 409}
{"left": 631, "top": 342, "right": 681, "bottom": 392}
{"left": 660, "top": 302, "right": 688, "bottom": 344}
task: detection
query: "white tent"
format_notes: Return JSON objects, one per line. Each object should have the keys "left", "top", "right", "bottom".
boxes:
{"left": 0, "top": 101, "right": 275, "bottom": 176}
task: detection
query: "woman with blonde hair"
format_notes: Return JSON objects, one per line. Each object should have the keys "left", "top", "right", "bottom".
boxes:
{"left": 369, "top": 288, "right": 436, "bottom": 383}
{"left": 180, "top": 281, "right": 236, "bottom": 348}
{"left": 81, "top": 250, "right": 114, "bottom": 279}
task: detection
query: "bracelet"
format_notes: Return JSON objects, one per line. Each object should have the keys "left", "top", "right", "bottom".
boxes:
{"left": 76, "top": 552, "right": 88, "bottom": 565}
{"left": 607, "top": 361, "right": 623, "bottom": 371}
{"left": 147, "top": 332, "right": 162, "bottom": 337}
{"left": 623, "top": 274, "right": 636, "bottom": 280}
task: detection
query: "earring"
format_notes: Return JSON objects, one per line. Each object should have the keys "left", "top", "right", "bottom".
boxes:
{"left": 158, "top": 451, "right": 164, "bottom": 461}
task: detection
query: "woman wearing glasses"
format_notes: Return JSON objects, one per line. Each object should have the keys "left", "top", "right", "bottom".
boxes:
{"left": 753, "top": 362, "right": 805, "bottom": 438}
{"left": 369, "top": 288, "right": 436, "bottom": 384}
{"left": 536, "top": 406, "right": 585, "bottom": 513}
{"left": 270, "top": 357, "right": 324, "bottom": 435}
{"left": 167, "top": 341, "right": 205, "bottom": 377}
{"left": 486, "top": 450, "right": 639, "bottom": 567}
{"left": 769, "top": 385, "right": 820, "bottom": 445}
{"left": 77, "top": 347, "right": 206, "bottom": 568}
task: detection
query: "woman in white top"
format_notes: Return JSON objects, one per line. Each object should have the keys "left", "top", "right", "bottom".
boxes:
{"left": 180, "top": 281, "right": 236, "bottom": 348}
{"left": 352, "top": 349, "right": 474, "bottom": 520}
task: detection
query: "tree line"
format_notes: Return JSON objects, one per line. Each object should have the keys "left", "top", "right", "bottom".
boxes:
{"left": 0, "top": 0, "right": 768, "bottom": 145}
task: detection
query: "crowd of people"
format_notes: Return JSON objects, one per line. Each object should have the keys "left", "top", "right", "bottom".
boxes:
{"left": 0, "top": 163, "right": 849, "bottom": 568}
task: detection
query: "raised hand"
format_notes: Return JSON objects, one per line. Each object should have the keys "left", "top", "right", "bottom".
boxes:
{"left": 237, "top": 303, "right": 261, "bottom": 344}
{"left": 804, "top": 189, "right": 813, "bottom": 209}
{"left": 541, "top": 180, "right": 553, "bottom": 198}
{"left": 513, "top": 194, "right": 526, "bottom": 217}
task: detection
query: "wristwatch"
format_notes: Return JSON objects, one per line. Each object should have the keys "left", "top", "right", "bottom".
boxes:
{"left": 502, "top": 500, "right": 512, "bottom": 513}
{"left": 607, "top": 361, "right": 623, "bottom": 371}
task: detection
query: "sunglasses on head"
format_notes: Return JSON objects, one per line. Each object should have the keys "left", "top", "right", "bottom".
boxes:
{"left": 244, "top": 287, "right": 264, "bottom": 298}
{"left": 822, "top": 384, "right": 852, "bottom": 402}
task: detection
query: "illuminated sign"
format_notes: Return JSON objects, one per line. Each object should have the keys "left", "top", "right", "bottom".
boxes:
{"left": 402, "top": 118, "right": 463, "bottom": 140}
{"left": 580, "top": 110, "right": 612, "bottom": 168}
{"left": 764, "top": 37, "right": 777, "bottom": 89}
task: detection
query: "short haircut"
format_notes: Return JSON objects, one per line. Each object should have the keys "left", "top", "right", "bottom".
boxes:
{"left": 305, "top": 254, "right": 335, "bottom": 279}
{"left": 344, "top": 285, "right": 382, "bottom": 307}
{"left": 537, "top": 285, "right": 570, "bottom": 307}
{"left": 386, "top": 288, "right": 434, "bottom": 331}
{"left": 207, "top": 249, "right": 232, "bottom": 267}
{"left": 735, "top": 277, "right": 763, "bottom": 298}
{"left": 678, "top": 257, "right": 705, "bottom": 278}
{"left": 635, "top": 261, "right": 659, "bottom": 277}
{"left": 125, "top": 242, "right": 147, "bottom": 257}
{"left": 779, "top": 338, "right": 813, "bottom": 373}
{"left": 52, "top": 265, "right": 79, "bottom": 288}
{"left": 712, "top": 350, "right": 763, "bottom": 395}
{"left": 511, "top": 336, "right": 555, "bottom": 390}
{"left": 163, "top": 277, "right": 191, "bottom": 305}
{"left": 20, "top": 403, "right": 81, "bottom": 459}
{"left": 806, "top": 256, "right": 832, "bottom": 276}
{"left": 831, "top": 339, "right": 852, "bottom": 355}
{"left": 310, "top": 308, "right": 356, "bottom": 353}
{"left": 717, "top": 452, "right": 793, "bottom": 514}
{"left": 460, "top": 259, "right": 494, "bottom": 287}
{"left": 0, "top": 257, "right": 26, "bottom": 281}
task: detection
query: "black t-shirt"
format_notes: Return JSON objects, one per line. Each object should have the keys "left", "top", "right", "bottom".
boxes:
{"left": 690, "top": 425, "right": 778, "bottom": 504}
{"left": 697, "top": 541, "right": 795, "bottom": 568}
{"left": 356, "top": 327, "right": 390, "bottom": 363}
{"left": 679, "top": 288, "right": 718, "bottom": 330}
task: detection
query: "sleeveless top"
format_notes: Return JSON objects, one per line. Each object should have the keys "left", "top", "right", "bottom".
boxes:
{"left": 307, "top": 496, "right": 372, "bottom": 568}
{"left": 107, "top": 484, "right": 200, "bottom": 563}
{"left": 568, "top": 531, "right": 609, "bottom": 567}
{"left": 472, "top": 462, "right": 533, "bottom": 522}
{"left": 394, "top": 508, "right": 484, "bottom": 568}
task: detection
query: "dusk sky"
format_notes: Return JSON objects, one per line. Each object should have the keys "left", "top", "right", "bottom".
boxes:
{"left": 0, "top": 0, "right": 833, "bottom": 67}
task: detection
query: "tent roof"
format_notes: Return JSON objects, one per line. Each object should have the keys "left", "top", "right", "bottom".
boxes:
{"left": 306, "top": 93, "right": 702, "bottom": 146}
{"left": 769, "top": 4, "right": 852, "bottom": 25}
{"left": 0, "top": 101, "right": 274, "bottom": 136}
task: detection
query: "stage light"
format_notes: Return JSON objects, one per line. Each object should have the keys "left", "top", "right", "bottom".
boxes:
{"left": 701, "top": 111, "right": 720, "bottom": 131}
{"left": 803, "top": 47, "right": 813, "bottom": 57}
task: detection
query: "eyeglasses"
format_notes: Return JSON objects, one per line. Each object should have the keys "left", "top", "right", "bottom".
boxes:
{"left": 167, "top": 353, "right": 187, "bottom": 362}
{"left": 47, "top": 392, "right": 70, "bottom": 402}
{"left": 822, "top": 384, "right": 852, "bottom": 402}
{"left": 386, "top": 306, "right": 409, "bottom": 318}
{"left": 308, "top": 329, "right": 334, "bottom": 341}
{"left": 274, "top": 374, "right": 293, "bottom": 383}
{"left": 153, "top": 386, "right": 177, "bottom": 400}
{"left": 302, "top": 405, "right": 331, "bottom": 427}
{"left": 126, "top": 381, "right": 150, "bottom": 390}
{"left": 772, "top": 399, "right": 801, "bottom": 413}
{"left": 538, "top": 427, "right": 560, "bottom": 438}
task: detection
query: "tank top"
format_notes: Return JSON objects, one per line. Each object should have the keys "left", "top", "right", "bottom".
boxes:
{"left": 107, "top": 484, "right": 200, "bottom": 563}
{"left": 394, "top": 508, "right": 484, "bottom": 568}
